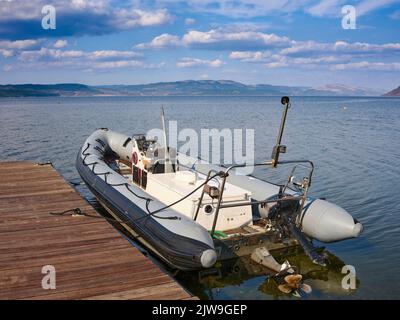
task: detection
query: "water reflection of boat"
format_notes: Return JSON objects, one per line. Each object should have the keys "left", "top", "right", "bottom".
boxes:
{"left": 175, "top": 247, "right": 359, "bottom": 299}
{"left": 258, "top": 247, "right": 359, "bottom": 298}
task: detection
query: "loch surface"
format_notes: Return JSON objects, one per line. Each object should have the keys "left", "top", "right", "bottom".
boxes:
{"left": 1, "top": 95, "right": 399, "bottom": 299}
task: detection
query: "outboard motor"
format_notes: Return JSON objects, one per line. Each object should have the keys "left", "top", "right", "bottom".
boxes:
{"left": 264, "top": 96, "right": 363, "bottom": 265}
{"left": 266, "top": 189, "right": 327, "bottom": 266}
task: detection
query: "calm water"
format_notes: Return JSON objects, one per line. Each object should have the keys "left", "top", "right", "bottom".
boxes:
{"left": 1, "top": 96, "right": 399, "bottom": 299}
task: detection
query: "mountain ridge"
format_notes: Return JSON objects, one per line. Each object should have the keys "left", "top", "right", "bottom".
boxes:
{"left": 383, "top": 86, "right": 400, "bottom": 96}
{"left": 0, "top": 80, "right": 385, "bottom": 97}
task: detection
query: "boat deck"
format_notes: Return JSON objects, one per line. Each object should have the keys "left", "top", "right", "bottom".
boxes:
{"left": 0, "top": 161, "right": 195, "bottom": 300}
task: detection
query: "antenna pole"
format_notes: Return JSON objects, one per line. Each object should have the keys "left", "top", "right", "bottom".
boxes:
{"left": 271, "top": 96, "right": 290, "bottom": 168}
{"left": 161, "top": 106, "right": 172, "bottom": 173}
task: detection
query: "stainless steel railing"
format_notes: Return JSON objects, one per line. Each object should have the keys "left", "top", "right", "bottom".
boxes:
{"left": 194, "top": 160, "right": 314, "bottom": 237}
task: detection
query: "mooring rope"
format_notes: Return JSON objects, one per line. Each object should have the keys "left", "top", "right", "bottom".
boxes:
{"left": 49, "top": 208, "right": 131, "bottom": 223}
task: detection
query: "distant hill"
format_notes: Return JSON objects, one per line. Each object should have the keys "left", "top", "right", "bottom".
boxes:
{"left": 312, "top": 84, "right": 383, "bottom": 97}
{"left": 0, "top": 80, "right": 384, "bottom": 97}
{"left": 383, "top": 86, "right": 400, "bottom": 97}
{"left": 0, "top": 84, "right": 100, "bottom": 97}
{"left": 95, "top": 80, "right": 311, "bottom": 96}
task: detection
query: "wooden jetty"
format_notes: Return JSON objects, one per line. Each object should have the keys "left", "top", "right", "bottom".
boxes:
{"left": 0, "top": 161, "right": 195, "bottom": 300}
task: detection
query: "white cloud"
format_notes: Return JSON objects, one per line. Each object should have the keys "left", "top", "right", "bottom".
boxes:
{"left": 182, "top": 29, "right": 290, "bottom": 50}
{"left": 332, "top": 61, "right": 400, "bottom": 71}
{"left": 136, "top": 34, "right": 181, "bottom": 49}
{"left": 281, "top": 40, "right": 400, "bottom": 56}
{"left": 0, "top": 50, "right": 13, "bottom": 58}
{"left": 122, "top": 9, "right": 172, "bottom": 27}
{"left": 18, "top": 48, "right": 84, "bottom": 61}
{"left": 229, "top": 51, "right": 271, "bottom": 62}
{"left": 12, "top": 47, "right": 155, "bottom": 70}
{"left": 306, "top": 0, "right": 344, "bottom": 17}
{"left": 280, "top": 41, "right": 330, "bottom": 55}
{"left": 185, "top": 18, "right": 196, "bottom": 25}
{"left": 137, "top": 28, "right": 400, "bottom": 61}
{"left": 230, "top": 50, "right": 353, "bottom": 69}
{"left": 305, "top": 0, "right": 398, "bottom": 17}
{"left": 252, "top": 53, "right": 399, "bottom": 71}
{"left": 90, "top": 61, "right": 165, "bottom": 70}
{"left": 92, "top": 60, "right": 144, "bottom": 69}
{"left": 89, "top": 50, "right": 142, "bottom": 60}
{"left": 0, "top": 1, "right": 173, "bottom": 38}
{"left": 18, "top": 48, "right": 143, "bottom": 62}
{"left": 264, "top": 61, "right": 289, "bottom": 68}
{"left": 137, "top": 28, "right": 290, "bottom": 50}
{"left": 0, "top": 39, "right": 39, "bottom": 50}
{"left": 177, "top": 57, "right": 224, "bottom": 68}
{"left": 54, "top": 40, "right": 68, "bottom": 48}
{"left": 135, "top": 27, "right": 400, "bottom": 73}
{"left": 334, "top": 41, "right": 400, "bottom": 53}
{"left": 292, "top": 55, "right": 347, "bottom": 64}
{"left": 0, "top": 39, "right": 40, "bottom": 58}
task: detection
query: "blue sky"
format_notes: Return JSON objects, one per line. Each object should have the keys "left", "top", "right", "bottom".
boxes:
{"left": 0, "top": 0, "right": 399, "bottom": 90}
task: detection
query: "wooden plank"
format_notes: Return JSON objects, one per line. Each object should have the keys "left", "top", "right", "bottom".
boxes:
{"left": 23, "top": 275, "right": 174, "bottom": 300}
{"left": 84, "top": 282, "right": 193, "bottom": 300}
{"left": 0, "top": 161, "right": 194, "bottom": 300}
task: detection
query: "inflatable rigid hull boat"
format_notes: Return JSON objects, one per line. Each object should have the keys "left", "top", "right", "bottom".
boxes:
{"left": 76, "top": 98, "right": 363, "bottom": 270}
{"left": 76, "top": 130, "right": 217, "bottom": 270}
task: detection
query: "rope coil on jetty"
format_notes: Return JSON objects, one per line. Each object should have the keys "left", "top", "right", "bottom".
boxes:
{"left": 49, "top": 208, "right": 132, "bottom": 223}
